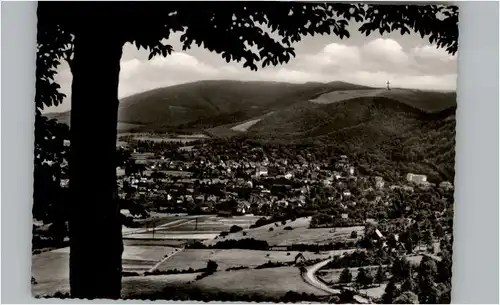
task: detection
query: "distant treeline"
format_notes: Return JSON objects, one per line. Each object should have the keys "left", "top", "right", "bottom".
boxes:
{"left": 186, "top": 238, "right": 356, "bottom": 252}
{"left": 186, "top": 238, "right": 269, "bottom": 250}
{"left": 310, "top": 214, "right": 365, "bottom": 228}
{"left": 322, "top": 250, "right": 392, "bottom": 269}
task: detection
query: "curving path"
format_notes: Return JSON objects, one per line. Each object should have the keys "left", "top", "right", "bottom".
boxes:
{"left": 304, "top": 258, "right": 340, "bottom": 294}
{"left": 304, "top": 258, "right": 371, "bottom": 304}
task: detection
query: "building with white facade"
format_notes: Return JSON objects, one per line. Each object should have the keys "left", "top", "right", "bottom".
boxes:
{"left": 406, "top": 173, "right": 427, "bottom": 184}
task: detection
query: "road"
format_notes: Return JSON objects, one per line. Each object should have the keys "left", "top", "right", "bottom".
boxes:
{"left": 122, "top": 218, "right": 193, "bottom": 237}
{"left": 304, "top": 258, "right": 341, "bottom": 294}
{"left": 303, "top": 258, "right": 371, "bottom": 304}
{"left": 147, "top": 249, "right": 184, "bottom": 274}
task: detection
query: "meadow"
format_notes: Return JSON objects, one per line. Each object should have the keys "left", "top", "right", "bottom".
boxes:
{"left": 204, "top": 217, "right": 364, "bottom": 247}
{"left": 156, "top": 249, "right": 339, "bottom": 272}
{"left": 192, "top": 266, "right": 328, "bottom": 297}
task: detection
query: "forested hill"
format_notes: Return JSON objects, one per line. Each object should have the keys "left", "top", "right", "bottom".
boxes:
{"left": 44, "top": 80, "right": 456, "bottom": 182}
{"left": 244, "top": 95, "right": 456, "bottom": 184}
{"left": 44, "top": 80, "right": 373, "bottom": 131}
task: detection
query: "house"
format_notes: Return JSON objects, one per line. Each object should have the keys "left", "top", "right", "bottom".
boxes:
{"left": 255, "top": 166, "right": 268, "bottom": 178}
{"left": 294, "top": 253, "right": 306, "bottom": 265}
{"left": 375, "top": 176, "right": 385, "bottom": 189}
{"left": 341, "top": 213, "right": 349, "bottom": 219}
{"left": 349, "top": 166, "right": 355, "bottom": 176}
{"left": 439, "top": 181, "right": 454, "bottom": 191}
{"left": 236, "top": 202, "right": 250, "bottom": 214}
{"left": 60, "top": 179, "right": 69, "bottom": 188}
{"left": 116, "top": 167, "right": 126, "bottom": 177}
{"left": 402, "top": 185, "right": 414, "bottom": 192}
{"left": 406, "top": 173, "right": 427, "bottom": 185}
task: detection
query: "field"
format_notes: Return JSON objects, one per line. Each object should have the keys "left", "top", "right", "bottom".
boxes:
{"left": 31, "top": 251, "right": 69, "bottom": 297}
{"left": 124, "top": 214, "right": 262, "bottom": 245}
{"left": 231, "top": 118, "right": 263, "bottom": 132}
{"left": 156, "top": 249, "right": 345, "bottom": 272}
{"left": 33, "top": 215, "right": 364, "bottom": 298}
{"left": 309, "top": 88, "right": 456, "bottom": 113}
{"left": 192, "top": 266, "right": 328, "bottom": 297}
{"left": 121, "top": 273, "right": 201, "bottom": 299}
{"left": 158, "top": 215, "right": 260, "bottom": 232}
{"left": 31, "top": 243, "right": 180, "bottom": 297}
{"left": 204, "top": 217, "right": 364, "bottom": 247}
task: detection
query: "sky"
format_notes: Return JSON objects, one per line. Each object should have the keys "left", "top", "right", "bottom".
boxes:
{"left": 47, "top": 22, "right": 457, "bottom": 113}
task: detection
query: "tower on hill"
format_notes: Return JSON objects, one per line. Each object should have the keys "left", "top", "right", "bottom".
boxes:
{"left": 387, "top": 80, "right": 391, "bottom": 91}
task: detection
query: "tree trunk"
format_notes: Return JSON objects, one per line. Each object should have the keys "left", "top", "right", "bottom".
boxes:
{"left": 69, "top": 23, "right": 123, "bottom": 299}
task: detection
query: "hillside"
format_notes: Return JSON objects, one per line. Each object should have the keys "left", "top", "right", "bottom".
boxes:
{"left": 43, "top": 80, "right": 456, "bottom": 181}
{"left": 243, "top": 91, "right": 456, "bottom": 183}
{"left": 45, "top": 80, "right": 373, "bottom": 132}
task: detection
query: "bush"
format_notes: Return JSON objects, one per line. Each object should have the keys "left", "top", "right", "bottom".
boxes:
{"left": 242, "top": 231, "right": 247, "bottom": 236}
{"left": 323, "top": 250, "right": 391, "bottom": 269}
{"left": 144, "top": 267, "right": 201, "bottom": 276}
{"left": 250, "top": 217, "right": 273, "bottom": 229}
{"left": 185, "top": 241, "right": 207, "bottom": 249}
{"left": 269, "top": 227, "right": 274, "bottom": 232}
{"left": 229, "top": 225, "right": 243, "bottom": 233}
{"left": 211, "top": 238, "right": 269, "bottom": 250}
{"left": 339, "top": 268, "right": 352, "bottom": 283}
{"left": 283, "top": 291, "right": 320, "bottom": 303}
{"left": 122, "top": 271, "right": 140, "bottom": 277}
{"left": 225, "top": 266, "right": 249, "bottom": 271}
{"left": 310, "top": 214, "right": 364, "bottom": 228}
{"left": 207, "top": 260, "right": 218, "bottom": 272}
{"left": 281, "top": 220, "right": 287, "bottom": 225}
{"left": 255, "top": 260, "right": 290, "bottom": 269}
{"left": 350, "top": 231, "right": 358, "bottom": 238}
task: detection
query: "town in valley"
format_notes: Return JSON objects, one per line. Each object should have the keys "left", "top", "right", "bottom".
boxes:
{"left": 33, "top": 116, "right": 455, "bottom": 303}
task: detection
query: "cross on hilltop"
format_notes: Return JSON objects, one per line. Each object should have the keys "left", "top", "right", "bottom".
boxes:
{"left": 386, "top": 80, "right": 391, "bottom": 91}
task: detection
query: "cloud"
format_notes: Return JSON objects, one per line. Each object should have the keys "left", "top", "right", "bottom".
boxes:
{"left": 362, "top": 38, "right": 410, "bottom": 65}
{"left": 412, "top": 45, "right": 456, "bottom": 62}
{"left": 299, "top": 43, "right": 362, "bottom": 72}
{"left": 45, "top": 36, "right": 457, "bottom": 113}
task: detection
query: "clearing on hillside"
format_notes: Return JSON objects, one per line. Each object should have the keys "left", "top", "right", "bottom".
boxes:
{"left": 309, "top": 88, "right": 456, "bottom": 113}
{"left": 203, "top": 217, "right": 364, "bottom": 247}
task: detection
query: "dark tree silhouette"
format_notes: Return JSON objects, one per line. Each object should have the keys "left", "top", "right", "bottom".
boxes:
{"left": 375, "top": 264, "right": 386, "bottom": 284}
{"left": 36, "top": 2, "right": 458, "bottom": 299}
{"left": 339, "top": 267, "right": 353, "bottom": 283}
{"left": 382, "top": 279, "right": 399, "bottom": 304}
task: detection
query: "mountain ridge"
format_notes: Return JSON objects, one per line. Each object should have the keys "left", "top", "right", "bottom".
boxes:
{"left": 44, "top": 80, "right": 455, "bottom": 133}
